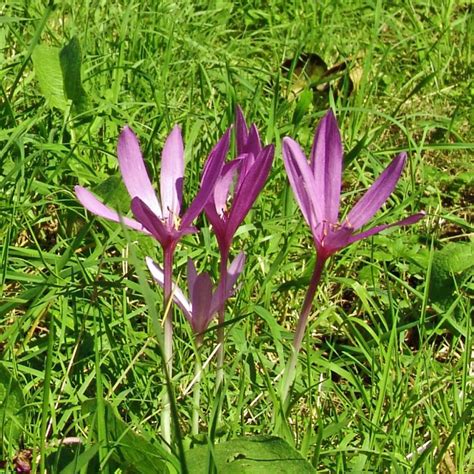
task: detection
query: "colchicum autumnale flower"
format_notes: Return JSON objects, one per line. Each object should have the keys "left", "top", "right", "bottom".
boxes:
{"left": 146, "top": 253, "right": 245, "bottom": 336}
{"left": 204, "top": 107, "right": 274, "bottom": 386}
{"left": 282, "top": 110, "right": 424, "bottom": 261}
{"left": 280, "top": 109, "right": 424, "bottom": 402}
{"left": 75, "top": 125, "right": 230, "bottom": 252}
{"left": 204, "top": 107, "right": 275, "bottom": 259}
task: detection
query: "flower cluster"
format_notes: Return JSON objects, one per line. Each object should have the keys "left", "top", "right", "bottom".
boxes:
{"left": 75, "top": 108, "right": 424, "bottom": 405}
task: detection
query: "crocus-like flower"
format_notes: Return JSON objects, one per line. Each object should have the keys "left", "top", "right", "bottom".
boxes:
{"left": 282, "top": 110, "right": 424, "bottom": 261}
{"left": 205, "top": 107, "right": 274, "bottom": 258}
{"left": 146, "top": 253, "right": 245, "bottom": 335}
{"left": 279, "top": 110, "right": 424, "bottom": 403}
{"left": 75, "top": 125, "right": 230, "bottom": 251}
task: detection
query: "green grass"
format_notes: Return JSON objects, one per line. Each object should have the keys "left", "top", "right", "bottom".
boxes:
{"left": 1, "top": 0, "right": 472, "bottom": 472}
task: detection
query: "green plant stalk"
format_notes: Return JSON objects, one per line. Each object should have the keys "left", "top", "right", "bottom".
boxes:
{"left": 192, "top": 335, "right": 203, "bottom": 435}
{"left": 95, "top": 314, "right": 109, "bottom": 474}
{"left": 215, "top": 247, "right": 229, "bottom": 390}
{"left": 161, "top": 246, "right": 175, "bottom": 447}
{"left": 39, "top": 313, "right": 55, "bottom": 474}
{"left": 280, "top": 255, "right": 326, "bottom": 405}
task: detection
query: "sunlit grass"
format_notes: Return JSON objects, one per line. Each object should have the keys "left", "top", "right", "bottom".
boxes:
{"left": 0, "top": 0, "right": 472, "bottom": 472}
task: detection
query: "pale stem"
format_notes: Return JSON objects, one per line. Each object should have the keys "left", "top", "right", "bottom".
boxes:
{"left": 215, "top": 246, "right": 229, "bottom": 390}
{"left": 192, "top": 334, "right": 203, "bottom": 435}
{"left": 161, "top": 245, "right": 175, "bottom": 446}
{"left": 280, "top": 255, "right": 326, "bottom": 404}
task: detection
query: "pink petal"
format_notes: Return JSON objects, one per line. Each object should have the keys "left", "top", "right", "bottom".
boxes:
{"left": 345, "top": 212, "right": 425, "bottom": 246}
{"left": 181, "top": 128, "right": 230, "bottom": 228}
{"left": 145, "top": 257, "right": 192, "bottom": 319}
{"left": 160, "top": 125, "right": 184, "bottom": 221}
{"left": 187, "top": 258, "right": 198, "bottom": 303}
{"left": 311, "top": 110, "right": 343, "bottom": 223}
{"left": 213, "top": 160, "right": 241, "bottom": 216}
{"left": 75, "top": 186, "right": 149, "bottom": 233}
{"left": 117, "top": 127, "right": 162, "bottom": 218}
{"left": 282, "top": 137, "right": 322, "bottom": 226}
{"left": 190, "top": 273, "right": 214, "bottom": 333}
{"left": 346, "top": 153, "right": 407, "bottom": 230}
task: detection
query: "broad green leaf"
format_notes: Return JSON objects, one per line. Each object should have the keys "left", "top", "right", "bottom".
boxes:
{"left": 429, "top": 241, "right": 474, "bottom": 306}
{"left": 83, "top": 400, "right": 177, "bottom": 474}
{"left": 32, "top": 44, "right": 68, "bottom": 110}
{"left": 0, "top": 364, "right": 25, "bottom": 447}
{"left": 186, "top": 435, "right": 315, "bottom": 473}
{"left": 60, "top": 36, "right": 87, "bottom": 111}
{"left": 32, "top": 37, "right": 87, "bottom": 112}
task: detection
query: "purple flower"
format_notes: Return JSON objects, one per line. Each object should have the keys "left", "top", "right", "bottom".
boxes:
{"left": 282, "top": 110, "right": 424, "bottom": 261}
{"left": 75, "top": 125, "right": 230, "bottom": 251}
{"left": 146, "top": 253, "right": 245, "bottom": 334}
{"left": 204, "top": 107, "right": 274, "bottom": 258}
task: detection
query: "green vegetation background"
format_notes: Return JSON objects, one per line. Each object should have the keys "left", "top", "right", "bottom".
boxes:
{"left": 0, "top": 0, "right": 472, "bottom": 472}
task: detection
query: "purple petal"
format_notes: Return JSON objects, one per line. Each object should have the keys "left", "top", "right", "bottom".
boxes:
{"left": 282, "top": 137, "right": 322, "bottom": 226}
{"left": 131, "top": 197, "right": 174, "bottom": 248}
{"left": 187, "top": 258, "right": 198, "bottom": 303}
{"left": 226, "top": 145, "right": 274, "bottom": 242}
{"left": 75, "top": 186, "right": 149, "bottom": 233}
{"left": 234, "top": 153, "right": 254, "bottom": 195}
{"left": 160, "top": 125, "right": 184, "bottom": 221}
{"left": 190, "top": 273, "right": 214, "bottom": 333}
{"left": 311, "top": 110, "right": 343, "bottom": 223}
{"left": 117, "top": 126, "right": 162, "bottom": 218}
{"left": 204, "top": 201, "right": 226, "bottom": 244}
{"left": 146, "top": 257, "right": 192, "bottom": 319}
{"left": 213, "top": 160, "right": 242, "bottom": 216}
{"left": 345, "top": 212, "right": 425, "bottom": 246}
{"left": 246, "top": 123, "right": 262, "bottom": 155}
{"left": 346, "top": 153, "right": 407, "bottom": 230}
{"left": 181, "top": 128, "right": 230, "bottom": 228}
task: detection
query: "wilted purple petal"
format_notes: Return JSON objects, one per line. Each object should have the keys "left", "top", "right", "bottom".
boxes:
{"left": 346, "top": 153, "right": 407, "bottom": 230}
{"left": 160, "top": 125, "right": 184, "bottom": 221}
{"left": 117, "top": 126, "right": 162, "bottom": 218}
{"left": 181, "top": 128, "right": 230, "bottom": 228}
{"left": 75, "top": 186, "right": 149, "bottom": 233}
{"left": 187, "top": 258, "right": 198, "bottom": 304}
{"left": 146, "top": 257, "right": 192, "bottom": 318}
{"left": 311, "top": 110, "right": 343, "bottom": 223}
{"left": 191, "top": 273, "right": 214, "bottom": 333}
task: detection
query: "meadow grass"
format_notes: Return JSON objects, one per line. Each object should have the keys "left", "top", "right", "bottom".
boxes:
{"left": 0, "top": 0, "right": 472, "bottom": 472}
